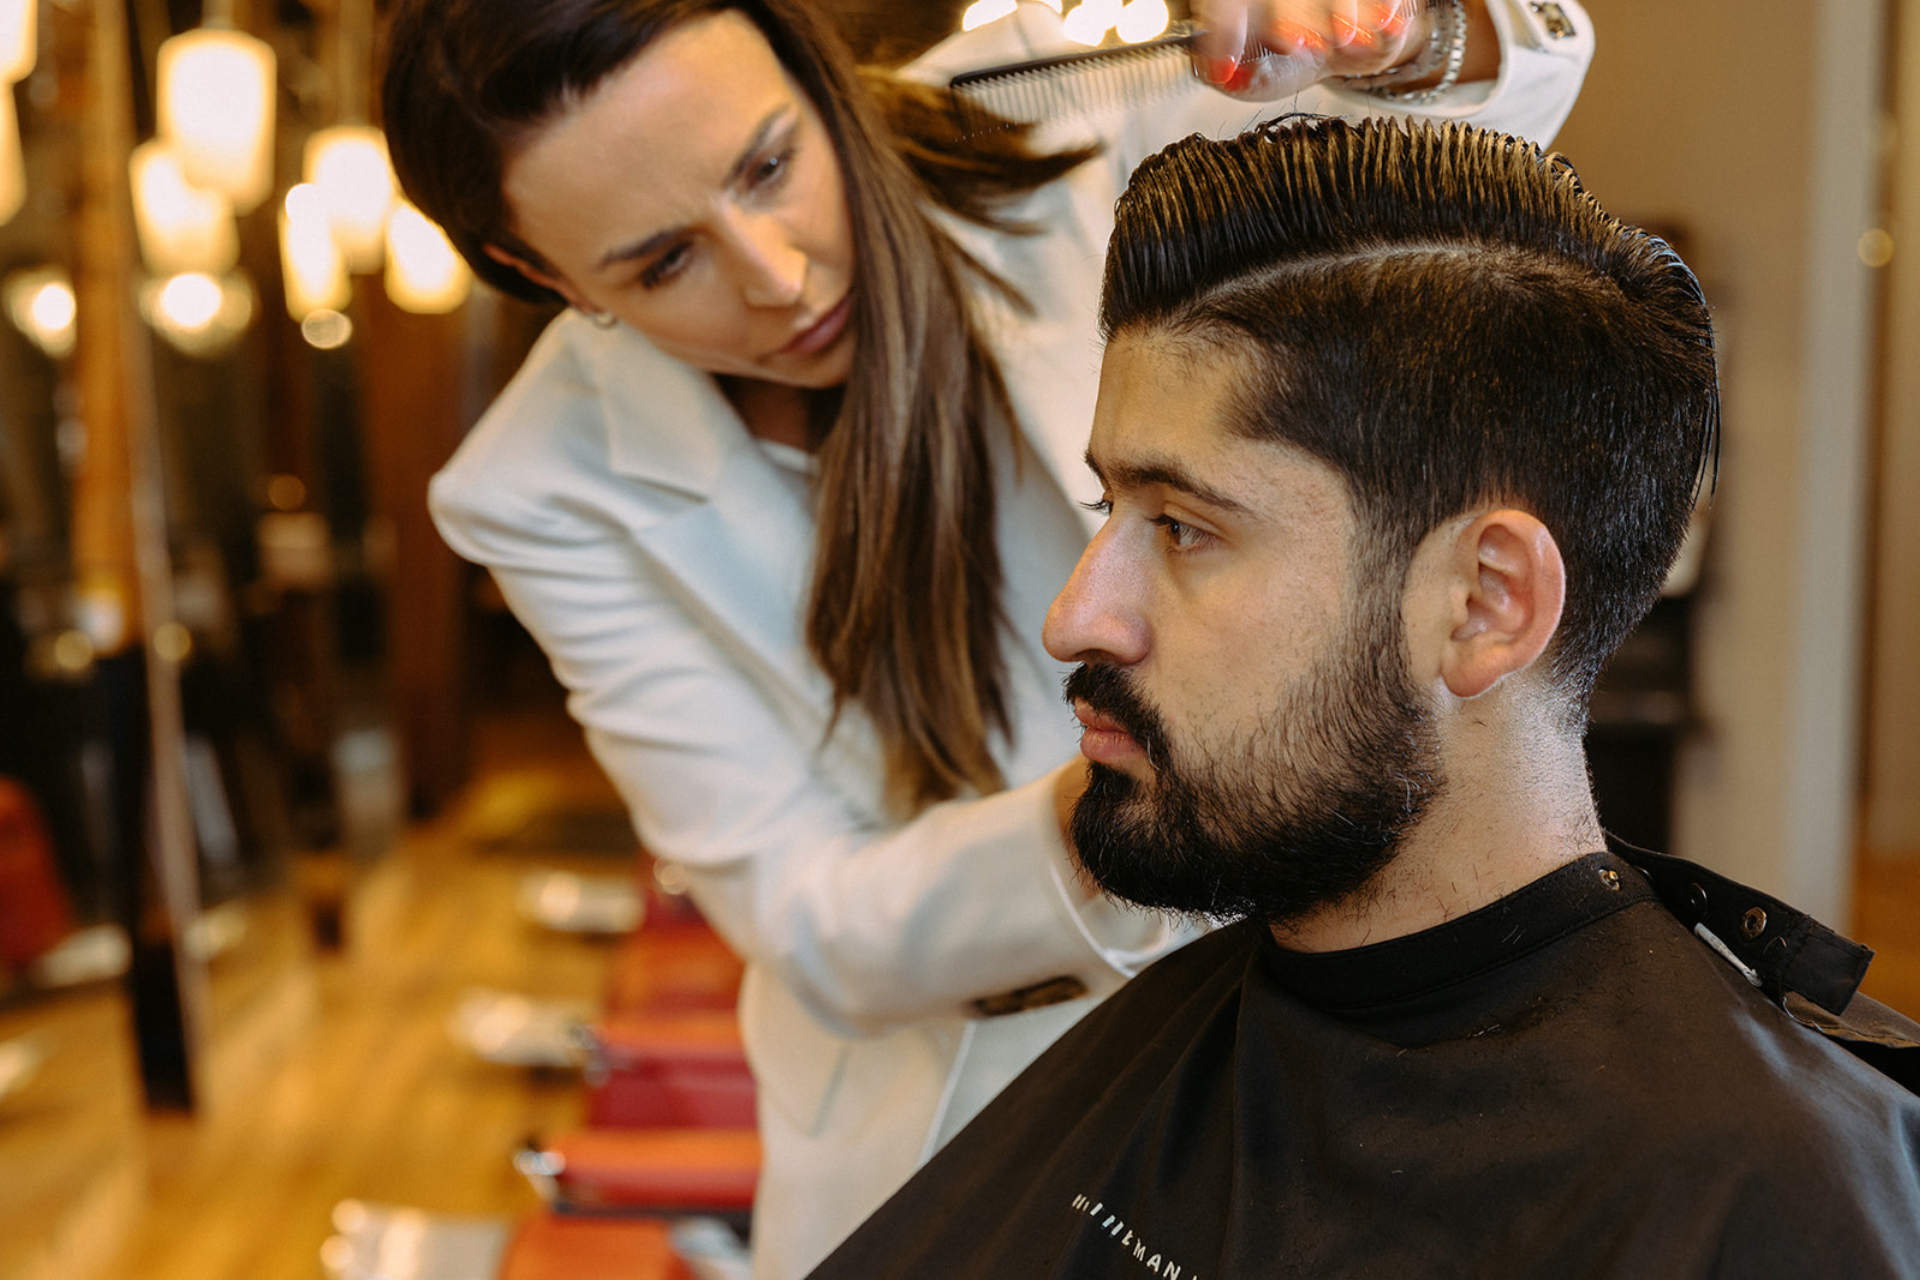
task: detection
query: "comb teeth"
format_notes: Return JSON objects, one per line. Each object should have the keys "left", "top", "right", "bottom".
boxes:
{"left": 948, "top": 31, "right": 1199, "bottom": 136}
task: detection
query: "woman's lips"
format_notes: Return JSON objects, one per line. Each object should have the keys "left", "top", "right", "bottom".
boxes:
{"left": 1072, "top": 701, "right": 1145, "bottom": 768}
{"left": 781, "top": 293, "right": 851, "bottom": 357}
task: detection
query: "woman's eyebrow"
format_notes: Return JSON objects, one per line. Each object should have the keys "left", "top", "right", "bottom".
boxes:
{"left": 592, "top": 105, "right": 797, "bottom": 274}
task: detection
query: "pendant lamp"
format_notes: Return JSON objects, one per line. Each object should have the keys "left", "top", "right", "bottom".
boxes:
{"left": 279, "top": 182, "right": 348, "bottom": 319}
{"left": 383, "top": 201, "right": 469, "bottom": 314}
{"left": 303, "top": 125, "right": 393, "bottom": 273}
{"left": 156, "top": 22, "right": 276, "bottom": 212}
{"left": 0, "top": 0, "right": 34, "bottom": 84}
{"left": 1115, "top": 0, "right": 1170, "bottom": 43}
{"left": 139, "top": 271, "right": 254, "bottom": 357}
{"left": 4, "top": 265, "right": 75, "bottom": 358}
{"left": 961, "top": 0, "right": 1016, "bottom": 31}
{"left": 0, "top": 86, "right": 21, "bottom": 226}
{"left": 1062, "top": 0, "right": 1121, "bottom": 45}
{"left": 130, "top": 139, "right": 238, "bottom": 275}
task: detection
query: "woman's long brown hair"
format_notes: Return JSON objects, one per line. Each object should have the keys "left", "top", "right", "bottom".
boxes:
{"left": 385, "top": 0, "right": 1094, "bottom": 815}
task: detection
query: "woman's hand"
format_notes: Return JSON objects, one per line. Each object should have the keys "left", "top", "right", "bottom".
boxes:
{"left": 1052, "top": 757, "right": 1090, "bottom": 845}
{"left": 1051, "top": 758, "right": 1098, "bottom": 900}
{"left": 1188, "top": 0, "right": 1426, "bottom": 98}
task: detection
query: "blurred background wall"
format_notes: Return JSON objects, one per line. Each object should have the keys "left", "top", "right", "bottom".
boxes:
{"left": 1550, "top": 0, "right": 1916, "bottom": 923}
{"left": 1869, "top": 2, "right": 1920, "bottom": 868}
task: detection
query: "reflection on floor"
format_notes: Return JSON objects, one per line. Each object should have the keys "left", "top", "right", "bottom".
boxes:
{"left": 0, "top": 702, "right": 1917, "bottom": 1280}
{"left": 0, "top": 708, "right": 636, "bottom": 1280}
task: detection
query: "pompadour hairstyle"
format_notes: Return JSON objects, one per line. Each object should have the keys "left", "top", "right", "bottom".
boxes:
{"left": 1101, "top": 117, "right": 1720, "bottom": 714}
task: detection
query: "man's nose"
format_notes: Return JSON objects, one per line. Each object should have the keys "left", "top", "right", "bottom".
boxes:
{"left": 1044, "top": 527, "right": 1148, "bottom": 668}
{"left": 734, "top": 213, "right": 807, "bottom": 309}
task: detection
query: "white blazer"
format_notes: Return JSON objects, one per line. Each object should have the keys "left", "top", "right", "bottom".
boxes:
{"left": 430, "top": 6, "right": 1593, "bottom": 1276}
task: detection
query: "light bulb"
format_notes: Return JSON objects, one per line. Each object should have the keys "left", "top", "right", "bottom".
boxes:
{"left": 5, "top": 266, "right": 76, "bottom": 358}
{"left": 139, "top": 271, "right": 256, "bottom": 357}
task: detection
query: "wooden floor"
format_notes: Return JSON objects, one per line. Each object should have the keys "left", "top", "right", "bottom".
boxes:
{"left": 0, "top": 708, "right": 636, "bottom": 1280}
{"left": 1, "top": 706, "right": 1917, "bottom": 1280}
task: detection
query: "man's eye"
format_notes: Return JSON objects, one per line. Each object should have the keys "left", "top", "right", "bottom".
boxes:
{"left": 1151, "top": 514, "right": 1208, "bottom": 550}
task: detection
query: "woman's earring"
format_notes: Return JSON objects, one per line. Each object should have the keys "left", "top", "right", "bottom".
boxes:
{"left": 578, "top": 306, "right": 619, "bottom": 330}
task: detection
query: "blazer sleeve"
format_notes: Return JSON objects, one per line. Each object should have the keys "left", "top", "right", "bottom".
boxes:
{"left": 430, "top": 353, "right": 1170, "bottom": 1041}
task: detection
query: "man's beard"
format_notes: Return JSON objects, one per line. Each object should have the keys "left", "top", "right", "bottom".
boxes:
{"left": 1064, "top": 594, "right": 1445, "bottom": 928}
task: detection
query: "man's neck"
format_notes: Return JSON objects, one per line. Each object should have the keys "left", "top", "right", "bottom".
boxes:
{"left": 1269, "top": 710, "right": 1604, "bottom": 954}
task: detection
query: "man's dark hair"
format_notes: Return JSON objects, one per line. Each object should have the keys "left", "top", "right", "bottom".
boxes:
{"left": 1100, "top": 118, "right": 1720, "bottom": 717}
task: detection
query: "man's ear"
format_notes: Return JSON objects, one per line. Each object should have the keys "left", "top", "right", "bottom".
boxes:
{"left": 483, "top": 243, "right": 584, "bottom": 310}
{"left": 1428, "top": 509, "right": 1566, "bottom": 699}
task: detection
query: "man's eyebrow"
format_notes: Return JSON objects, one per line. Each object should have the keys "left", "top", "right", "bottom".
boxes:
{"left": 593, "top": 106, "right": 794, "bottom": 273}
{"left": 1084, "top": 450, "right": 1253, "bottom": 515}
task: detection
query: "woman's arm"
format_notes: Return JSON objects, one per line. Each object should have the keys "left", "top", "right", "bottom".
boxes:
{"left": 1189, "top": 0, "right": 1499, "bottom": 96}
{"left": 1104, "top": 0, "right": 1591, "bottom": 171}
{"left": 913, "top": 0, "right": 1591, "bottom": 167}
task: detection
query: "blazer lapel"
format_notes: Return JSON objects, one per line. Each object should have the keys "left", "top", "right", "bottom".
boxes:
{"left": 576, "top": 320, "right": 886, "bottom": 807}
{"left": 587, "top": 319, "right": 736, "bottom": 500}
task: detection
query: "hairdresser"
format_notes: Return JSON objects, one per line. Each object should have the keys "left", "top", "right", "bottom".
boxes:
{"left": 382, "top": 2, "right": 1591, "bottom": 1273}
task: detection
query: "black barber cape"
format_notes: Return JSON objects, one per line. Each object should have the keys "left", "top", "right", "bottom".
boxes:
{"left": 808, "top": 852, "right": 1920, "bottom": 1279}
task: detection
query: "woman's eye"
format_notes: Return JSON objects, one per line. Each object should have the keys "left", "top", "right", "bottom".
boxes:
{"left": 1079, "top": 497, "right": 1113, "bottom": 518}
{"left": 639, "top": 243, "right": 692, "bottom": 290}
{"left": 749, "top": 148, "right": 793, "bottom": 190}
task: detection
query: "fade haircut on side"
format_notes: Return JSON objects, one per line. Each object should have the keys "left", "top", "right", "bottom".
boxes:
{"left": 1100, "top": 117, "right": 1720, "bottom": 720}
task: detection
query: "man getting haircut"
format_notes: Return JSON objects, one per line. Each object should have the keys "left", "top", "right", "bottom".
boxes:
{"left": 806, "top": 118, "right": 1920, "bottom": 1279}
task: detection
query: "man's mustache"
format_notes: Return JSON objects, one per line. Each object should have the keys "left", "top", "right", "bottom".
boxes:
{"left": 1063, "top": 663, "right": 1166, "bottom": 767}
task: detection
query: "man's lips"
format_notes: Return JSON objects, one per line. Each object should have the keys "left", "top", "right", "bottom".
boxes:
{"left": 1071, "top": 700, "right": 1146, "bottom": 768}
{"left": 780, "top": 293, "right": 851, "bottom": 357}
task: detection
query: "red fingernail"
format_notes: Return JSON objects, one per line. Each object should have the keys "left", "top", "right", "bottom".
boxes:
{"left": 1225, "top": 57, "right": 1256, "bottom": 90}
{"left": 1282, "top": 21, "right": 1326, "bottom": 53}
{"left": 1204, "top": 53, "right": 1240, "bottom": 84}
